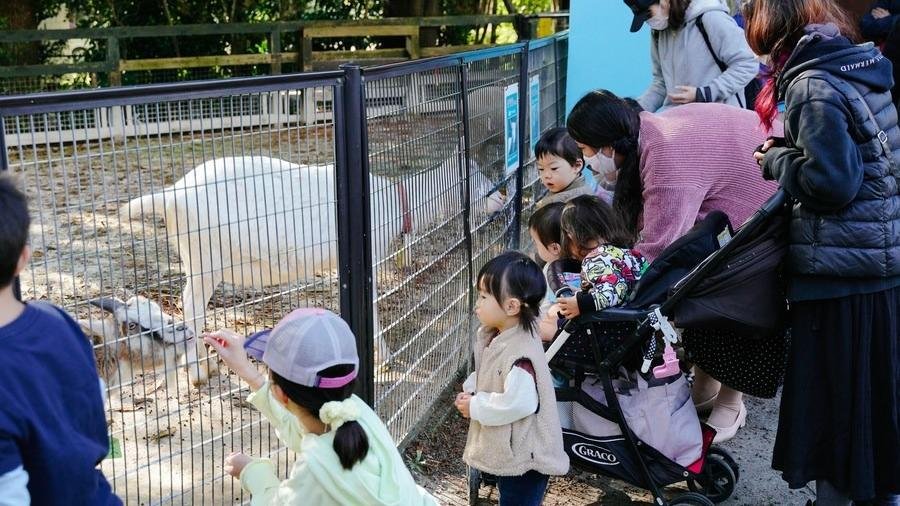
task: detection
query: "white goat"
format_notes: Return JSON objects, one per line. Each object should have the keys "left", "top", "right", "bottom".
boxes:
{"left": 120, "top": 155, "right": 498, "bottom": 386}
{"left": 78, "top": 296, "right": 194, "bottom": 391}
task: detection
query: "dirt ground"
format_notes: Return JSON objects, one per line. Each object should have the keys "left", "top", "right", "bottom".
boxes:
{"left": 405, "top": 384, "right": 817, "bottom": 505}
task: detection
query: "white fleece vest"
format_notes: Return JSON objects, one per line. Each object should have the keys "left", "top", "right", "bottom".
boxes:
{"left": 463, "top": 326, "right": 569, "bottom": 477}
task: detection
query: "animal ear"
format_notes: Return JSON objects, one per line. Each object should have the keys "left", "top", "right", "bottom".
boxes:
{"left": 77, "top": 317, "right": 120, "bottom": 341}
{"left": 88, "top": 297, "right": 127, "bottom": 315}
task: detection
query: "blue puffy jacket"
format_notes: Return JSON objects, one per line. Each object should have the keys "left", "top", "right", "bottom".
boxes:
{"left": 762, "top": 24, "right": 900, "bottom": 301}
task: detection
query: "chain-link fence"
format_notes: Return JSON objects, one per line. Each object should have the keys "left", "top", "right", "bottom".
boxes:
{"left": 0, "top": 31, "right": 568, "bottom": 503}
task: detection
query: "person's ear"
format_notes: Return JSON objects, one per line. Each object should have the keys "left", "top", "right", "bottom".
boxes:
{"left": 271, "top": 382, "right": 290, "bottom": 406}
{"left": 14, "top": 245, "right": 30, "bottom": 277}
{"left": 548, "top": 243, "right": 562, "bottom": 256}
{"left": 573, "top": 158, "right": 584, "bottom": 171}
{"left": 504, "top": 297, "right": 522, "bottom": 317}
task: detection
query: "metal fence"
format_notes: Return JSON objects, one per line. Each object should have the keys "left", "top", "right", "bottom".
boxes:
{"left": 0, "top": 30, "right": 568, "bottom": 504}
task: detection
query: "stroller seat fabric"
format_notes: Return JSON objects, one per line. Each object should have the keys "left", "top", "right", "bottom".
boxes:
{"left": 566, "top": 372, "right": 703, "bottom": 467}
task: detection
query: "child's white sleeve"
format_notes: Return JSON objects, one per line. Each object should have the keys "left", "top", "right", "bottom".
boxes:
{"left": 462, "top": 372, "right": 477, "bottom": 393}
{"left": 0, "top": 465, "right": 29, "bottom": 506}
{"left": 469, "top": 366, "right": 538, "bottom": 426}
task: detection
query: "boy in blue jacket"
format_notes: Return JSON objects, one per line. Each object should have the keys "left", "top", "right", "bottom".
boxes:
{"left": 0, "top": 175, "right": 120, "bottom": 505}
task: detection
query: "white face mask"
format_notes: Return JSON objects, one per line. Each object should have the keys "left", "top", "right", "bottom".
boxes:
{"left": 585, "top": 150, "right": 617, "bottom": 184}
{"left": 647, "top": 14, "right": 669, "bottom": 31}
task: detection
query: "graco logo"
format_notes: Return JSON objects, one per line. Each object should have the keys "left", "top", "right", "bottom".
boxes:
{"left": 571, "top": 442, "right": 620, "bottom": 466}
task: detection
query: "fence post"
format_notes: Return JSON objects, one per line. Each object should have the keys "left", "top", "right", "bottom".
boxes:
{"left": 337, "top": 64, "right": 375, "bottom": 405}
{"left": 0, "top": 117, "right": 17, "bottom": 301}
{"left": 107, "top": 36, "right": 122, "bottom": 87}
{"left": 270, "top": 30, "right": 282, "bottom": 75}
{"left": 458, "top": 60, "right": 475, "bottom": 343}
{"left": 511, "top": 45, "right": 529, "bottom": 250}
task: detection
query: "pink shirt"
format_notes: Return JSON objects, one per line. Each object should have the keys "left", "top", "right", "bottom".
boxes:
{"left": 635, "top": 103, "right": 781, "bottom": 261}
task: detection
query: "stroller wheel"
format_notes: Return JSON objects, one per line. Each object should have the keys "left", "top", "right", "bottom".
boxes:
{"left": 706, "top": 446, "right": 740, "bottom": 483}
{"left": 467, "top": 466, "right": 481, "bottom": 505}
{"left": 687, "top": 453, "right": 737, "bottom": 503}
{"left": 670, "top": 492, "right": 716, "bottom": 506}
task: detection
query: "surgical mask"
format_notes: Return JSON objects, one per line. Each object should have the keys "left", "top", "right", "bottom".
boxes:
{"left": 585, "top": 151, "right": 617, "bottom": 183}
{"left": 647, "top": 14, "right": 669, "bottom": 31}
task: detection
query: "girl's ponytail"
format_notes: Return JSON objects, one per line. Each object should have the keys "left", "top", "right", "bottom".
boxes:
{"left": 333, "top": 422, "right": 369, "bottom": 470}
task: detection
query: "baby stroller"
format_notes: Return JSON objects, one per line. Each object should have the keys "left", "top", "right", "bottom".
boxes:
{"left": 468, "top": 190, "right": 788, "bottom": 506}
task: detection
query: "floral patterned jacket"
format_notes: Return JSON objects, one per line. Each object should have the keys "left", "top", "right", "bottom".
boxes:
{"left": 575, "top": 245, "right": 650, "bottom": 314}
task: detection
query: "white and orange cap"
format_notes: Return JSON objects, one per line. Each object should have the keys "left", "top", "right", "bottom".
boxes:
{"left": 244, "top": 308, "right": 359, "bottom": 389}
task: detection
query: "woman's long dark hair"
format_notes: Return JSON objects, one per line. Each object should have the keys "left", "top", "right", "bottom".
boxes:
{"left": 742, "top": 0, "right": 859, "bottom": 129}
{"left": 566, "top": 90, "right": 643, "bottom": 242}
{"left": 667, "top": 0, "right": 692, "bottom": 30}
{"left": 271, "top": 365, "right": 368, "bottom": 470}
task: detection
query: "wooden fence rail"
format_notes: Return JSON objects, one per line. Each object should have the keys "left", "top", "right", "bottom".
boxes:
{"left": 0, "top": 13, "right": 567, "bottom": 92}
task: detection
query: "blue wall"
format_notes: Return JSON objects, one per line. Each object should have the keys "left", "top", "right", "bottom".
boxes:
{"left": 566, "top": 0, "right": 652, "bottom": 114}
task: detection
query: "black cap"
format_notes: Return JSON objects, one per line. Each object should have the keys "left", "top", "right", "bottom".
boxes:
{"left": 623, "top": 0, "right": 657, "bottom": 33}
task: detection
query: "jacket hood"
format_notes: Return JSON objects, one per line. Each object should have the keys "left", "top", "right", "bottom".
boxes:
{"left": 778, "top": 23, "right": 893, "bottom": 98}
{"left": 685, "top": 0, "right": 729, "bottom": 22}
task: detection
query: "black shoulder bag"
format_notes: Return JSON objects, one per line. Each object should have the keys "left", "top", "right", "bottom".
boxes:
{"left": 695, "top": 13, "right": 763, "bottom": 110}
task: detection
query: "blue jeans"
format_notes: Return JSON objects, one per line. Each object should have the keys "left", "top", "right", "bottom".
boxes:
{"left": 497, "top": 470, "right": 549, "bottom": 506}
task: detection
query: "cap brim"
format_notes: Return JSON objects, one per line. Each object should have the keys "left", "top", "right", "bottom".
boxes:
{"left": 630, "top": 11, "right": 650, "bottom": 32}
{"left": 244, "top": 329, "right": 271, "bottom": 360}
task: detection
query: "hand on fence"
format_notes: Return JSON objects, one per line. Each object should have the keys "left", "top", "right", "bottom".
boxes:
{"left": 455, "top": 392, "right": 472, "bottom": 419}
{"left": 224, "top": 451, "right": 253, "bottom": 479}
{"left": 203, "top": 330, "right": 266, "bottom": 391}
{"left": 485, "top": 191, "right": 505, "bottom": 214}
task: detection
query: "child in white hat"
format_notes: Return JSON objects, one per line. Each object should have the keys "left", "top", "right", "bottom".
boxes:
{"left": 204, "top": 308, "right": 437, "bottom": 505}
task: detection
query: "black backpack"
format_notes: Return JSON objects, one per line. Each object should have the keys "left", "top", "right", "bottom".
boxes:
{"left": 695, "top": 12, "right": 763, "bottom": 110}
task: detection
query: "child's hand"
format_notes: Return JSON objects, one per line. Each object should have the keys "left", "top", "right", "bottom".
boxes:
{"left": 455, "top": 392, "right": 472, "bottom": 418}
{"left": 203, "top": 330, "right": 265, "bottom": 390}
{"left": 557, "top": 296, "right": 581, "bottom": 319}
{"left": 224, "top": 451, "right": 253, "bottom": 479}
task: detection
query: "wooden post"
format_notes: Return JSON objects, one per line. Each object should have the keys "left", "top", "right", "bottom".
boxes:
{"left": 301, "top": 29, "right": 313, "bottom": 72}
{"left": 270, "top": 30, "right": 282, "bottom": 74}
{"left": 107, "top": 36, "right": 122, "bottom": 86}
{"left": 406, "top": 29, "right": 421, "bottom": 60}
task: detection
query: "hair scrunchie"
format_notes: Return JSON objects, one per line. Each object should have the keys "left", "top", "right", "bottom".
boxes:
{"left": 319, "top": 399, "right": 361, "bottom": 431}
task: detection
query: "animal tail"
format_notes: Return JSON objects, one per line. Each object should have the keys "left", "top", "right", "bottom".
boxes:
{"left": 119, "top": 190, "right": 169, "bottom": 222}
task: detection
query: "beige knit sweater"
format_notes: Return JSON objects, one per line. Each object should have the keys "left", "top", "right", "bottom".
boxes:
{"left": 463, "top": 325, "right": 569, "bottom": 477}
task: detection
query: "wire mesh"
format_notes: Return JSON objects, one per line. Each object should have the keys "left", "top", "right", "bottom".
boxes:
{"left": 520, "top": 40, "right": 561, "bottom": 248}
{"left": 466, "top": 51, "right": 522, "bottom": 272}
{"left": 364, "top": 63, "right": 474, "bottom": 443}
{"left": 2, "top": 78, "right": 342, "bottom": 504}
{"left": 0, "top": 31, "right": 569, "bottom": 502}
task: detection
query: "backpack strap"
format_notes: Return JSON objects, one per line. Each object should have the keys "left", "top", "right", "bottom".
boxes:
{"left": 788, "top": 69, "right": 899, "bottom": 185}
{"left": 696, "top": 13, "right": 744, "bottom": 108}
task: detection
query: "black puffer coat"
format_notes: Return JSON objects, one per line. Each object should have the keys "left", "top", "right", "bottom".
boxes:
{"left": 762, "top": 23, "right": 900, "bottom": 301}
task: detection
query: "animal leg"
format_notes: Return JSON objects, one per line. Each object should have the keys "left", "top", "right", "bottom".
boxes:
{"left": 182, "top": 273, "right": 220, "bottom": 387}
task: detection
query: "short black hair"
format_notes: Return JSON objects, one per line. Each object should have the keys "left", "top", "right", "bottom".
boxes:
{"left": 0, "top": 175, "right": 29, "bottom": 289}
{"left": 528, "top": 202, "right": 565, "bottom": 249}
{"left": 561, "top": 195, "right": 633, "bottom": 258}
{"left": 534, "top": 127, "right": 583, "bottom": 167}
{"left": 476, "top": 251, "right": 546, "bottom": 330}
